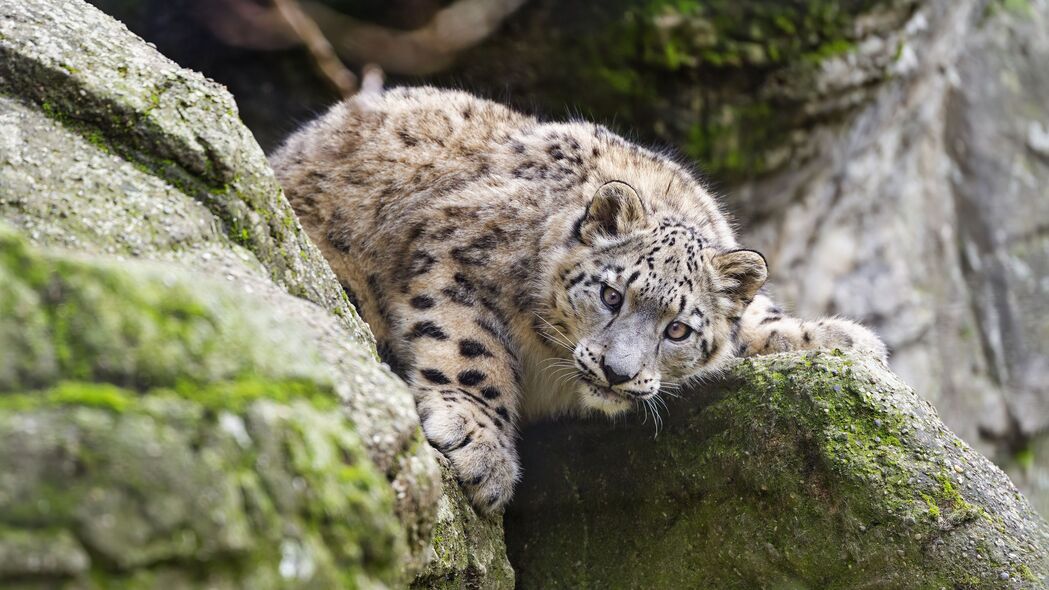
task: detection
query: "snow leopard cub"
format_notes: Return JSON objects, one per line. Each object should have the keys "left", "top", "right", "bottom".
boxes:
{"left": 271, "top": 86, "right": 886, "bottom": 513}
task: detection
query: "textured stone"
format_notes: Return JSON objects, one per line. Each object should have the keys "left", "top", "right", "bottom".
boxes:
{"left": 0, "top": 226, "right": 409, "bottom": 587}
{"left": 507, "top": 352, "right": 1049, "bottom": 588}
{"left": 411, "top": 455, "right": 514, "bottom": 590}
{"left": 0, "top": 0, "right": 361, "bottom": 338}
{"left": 0, "top": 0, "right": 510, "bottom": 586}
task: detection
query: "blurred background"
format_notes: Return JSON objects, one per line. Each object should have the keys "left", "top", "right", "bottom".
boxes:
{"left": 88, "top": 0, "right": 1049, "bottom": 516}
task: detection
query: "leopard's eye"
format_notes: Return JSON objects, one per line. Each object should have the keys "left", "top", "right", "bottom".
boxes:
{"left": 664, "top": 321, "right": 692, "bottom": 341}
{"left": 600, "top": 285, "right": 623, "bottom": 310}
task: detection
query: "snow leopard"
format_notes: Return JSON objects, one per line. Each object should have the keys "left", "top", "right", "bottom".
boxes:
{"left": 270, "top": 86, "right": 887, "bottom": 513}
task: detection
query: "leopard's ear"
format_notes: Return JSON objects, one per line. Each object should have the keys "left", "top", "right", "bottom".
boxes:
{"left": 578, "top": 181, "right": 646, "bottom": 244}
{"left": 713, "top": 249, "right": 768, "bottom": 305}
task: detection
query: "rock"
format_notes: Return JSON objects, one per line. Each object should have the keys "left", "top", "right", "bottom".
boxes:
{"left": 410, "top": 456, "right": 514, "bottom": 590}
{"left": 0, "top": 0, "right": 356, "bottom": 334}
{"left": 506, "top": 352, "right": 1049, "bottom": 588}
{"left": 943, "top": 0, "right": 1049, "bottom": 513}
{"left": 0, "top": 225, "right": 410, "bottom": 587}
{"left": 440, "top": 0, "right": 925, "bottom": 181}
{"left": 0, "top": 0, "right": 509, "bottom": 587}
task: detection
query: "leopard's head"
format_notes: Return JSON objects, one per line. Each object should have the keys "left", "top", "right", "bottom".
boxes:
{"left": 543, "top": 181, "right": 767, "bottom": 416}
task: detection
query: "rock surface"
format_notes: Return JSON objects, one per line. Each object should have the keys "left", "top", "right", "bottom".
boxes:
{"left": 507, "top": 352, "right": 1049, "bottom": 588}
{"left": 0, "top": 0, "right": 510, "bottom": 587}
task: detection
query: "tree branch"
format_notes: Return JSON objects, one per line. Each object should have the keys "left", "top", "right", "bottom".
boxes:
{"left": 272, "top": 0, "right": 358, "bottom": 97}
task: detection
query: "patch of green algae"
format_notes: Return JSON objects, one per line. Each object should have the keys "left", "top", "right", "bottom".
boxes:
{"left": 0, "top": 223, "right": 329, "bottom": 392}
{"left": 0, "top": 378, "right": 339, "bottom": 415}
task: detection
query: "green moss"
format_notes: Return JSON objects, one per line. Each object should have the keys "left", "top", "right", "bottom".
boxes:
{"left": 167, "top": 377, "right": 339, "bottom": 413}
{"left": 803, "top": 38, "right": 857, "bottom": 62}
{"left": 0, "top": 393, "right": 405, "bottom": 588}
{"left": 1018, "top": 564, "right": 1037, "bottom": 581}
{"left": 48, "top": 381, "right": 133, "bottom": 412}
{"left": 997, "top": 0, "right": 1032, "bottom": 14}
{"left": 33, "top": 92, "right": 219, "bottom": 195}
{"left": 0, "top": 378, "right": 339, "bottom": 415}
{"left": 922, "top": 493, "right": 942, "bottom": 519}
{"left": 1015, "top": 445, "right": 1035, "bottom": 470}
{"left": 0, "top": 226, "right": 346, "bottom": 397}
{"left": 0, "top": 227, "right": 411, "bottom": 584}
{"left": 934, "top": 472, "right": 982, "bottom": 524}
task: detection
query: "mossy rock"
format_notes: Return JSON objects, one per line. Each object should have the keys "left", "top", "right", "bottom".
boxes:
{"left": 0, "top": 0, "right": 359, "bottom": 334}
{"left": 410, "top": 456, "right": 514, "bottom": 590}
{"left": 506, "top": 353, "right": 1049, "bottom": 588}
{"left": 0, "top": 0, "right": 510, "bottom": 586}
{"left": 0, "top": 226, "right": 405, "bottom": 587}
{"left": 439, "top": 0, "right": 922, "bottom": 180}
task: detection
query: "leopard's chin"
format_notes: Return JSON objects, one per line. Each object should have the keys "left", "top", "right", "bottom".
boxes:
{"left": 578, "top": 381, "right": 632, "bottom": 416}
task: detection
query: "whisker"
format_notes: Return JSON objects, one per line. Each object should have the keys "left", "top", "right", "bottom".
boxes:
{"left": 533, "top": 312, "right": 577, "bottom": 351}
{"left": 548, "top": 367, "right": 573, "bottom": 380}
{"left": 554, "top": 371, "right": 576, "bottom": 385}
{"left": 540, "top": 359, "right": 577, "bottom": 371}
{"left": 539, "top": 314, "right": 575, "bottom": 346}
{"left": 556, "top": 371, "right": 580, "bottom": 389}
{"left": 538, "top": 332, "right": 573, "bottom": 352}
{"left": 653, "top": 394, "right": 670, "bottom": 415}
{"left": 644, "top": 398, "right": 660, "bottom": 438}
{"left": 550, "top": 368, "right": 577, "bottom": 384}
{"left": 534, "top": 324, "right": 574, "bottom": 351}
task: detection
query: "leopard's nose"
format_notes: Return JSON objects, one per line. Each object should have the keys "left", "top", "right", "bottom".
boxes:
{"left": 600, "top": 359, "right": 634, "bottom": 386}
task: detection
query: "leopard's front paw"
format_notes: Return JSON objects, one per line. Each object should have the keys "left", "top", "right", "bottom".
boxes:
{"left": 418, "top": 401, "right": 519, "bottom": 514}
{"left": 742, "top": 313, "right": 888, "bottom": 363}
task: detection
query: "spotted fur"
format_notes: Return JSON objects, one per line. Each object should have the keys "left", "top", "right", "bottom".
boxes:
{"left": 271, "top": 87, "right": 887, "bottom": 513}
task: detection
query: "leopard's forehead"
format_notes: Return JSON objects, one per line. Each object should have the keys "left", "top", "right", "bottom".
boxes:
{"left": 596, "top": 219, "right": 717, "bottom": 312}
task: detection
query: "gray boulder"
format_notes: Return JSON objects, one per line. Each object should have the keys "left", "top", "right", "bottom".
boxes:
{"left": 0, "top": 0, "right": 510, "bottom": 587}
{"left": 507, "top": 353, "right": 1049, "bottom": 588}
